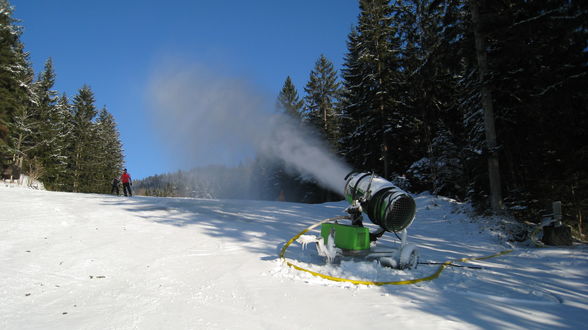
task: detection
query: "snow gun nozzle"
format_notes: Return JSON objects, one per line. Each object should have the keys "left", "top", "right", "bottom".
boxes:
{"left": 343, "top": 172, "right": 416, "bottom": 232}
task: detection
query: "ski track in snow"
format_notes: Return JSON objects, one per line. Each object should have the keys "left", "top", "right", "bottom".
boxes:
{"left": 1, "top": 186, "right": 587, "bottom": 329}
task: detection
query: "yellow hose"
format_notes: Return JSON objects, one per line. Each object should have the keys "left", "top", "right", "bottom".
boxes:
{"left": 279, "top": 217, "right": 513, "bottom": 286}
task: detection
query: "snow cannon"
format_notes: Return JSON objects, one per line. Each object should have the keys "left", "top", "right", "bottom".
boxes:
{"left": 343, "top": 172, "right": 416, "bottom": 232}
{"left": 297, "top": 172, "right": 419, "bottom": 270}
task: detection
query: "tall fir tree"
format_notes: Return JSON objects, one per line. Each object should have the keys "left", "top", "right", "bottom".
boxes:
{"left": 6, "top": 42, "right": 36, "bottom": 180}
{"left": 0, "top": 0, "right": 35, "bottom": 178}
{"left": 303, "top": 55, "right": 341, "bottom": 150}
{"left": 272, "top": 76, "right": 305, "bottom": 201}
{"left": 277, "top": 76, "right": 303, "bottom": 121}
{"left": 339, "top": 28, "right": 371, "bottom": 172}
{"left": 340, "top": 0, "right": 408, "bottom": 178}
{"left": 301, "top": 55, "right": 343, "bottom": 202}
{"left": 0, "top": 0, "right": 19, "bottom": 155}
{"left": 94, "top": 107, "right": 124, "bottom": 193}
{"left": 52, "top": 93, "right": 74, "bottom": 191}
{"left": 30, "top": 58, "right": 66, "bottom": 189}
{"left": 70, "top": 85, "right": 97, "bottom": 192}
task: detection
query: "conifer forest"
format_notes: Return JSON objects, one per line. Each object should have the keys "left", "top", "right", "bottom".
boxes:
{"left": 0, "top": 0, "right": 124, "bottom": 193}
{"left": 2, "top": 1, "right": 587, "bottom": 237}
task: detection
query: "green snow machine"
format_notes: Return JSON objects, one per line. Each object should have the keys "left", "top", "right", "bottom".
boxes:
{"left": 299, "top": 172, "right": 418, "bottom": 269}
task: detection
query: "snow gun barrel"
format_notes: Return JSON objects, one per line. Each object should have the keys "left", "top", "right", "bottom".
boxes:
{"left": 343, "top": 172, "right": 416, "bottom": 232}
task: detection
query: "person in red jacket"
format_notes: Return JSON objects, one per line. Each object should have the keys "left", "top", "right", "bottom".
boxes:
{"left": 120, "top": 168, "right": 132, "bottom": 197}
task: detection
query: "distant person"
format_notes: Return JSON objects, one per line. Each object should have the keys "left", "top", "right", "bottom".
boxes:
{"left": 111, "top": 177, "right": 120, "bottom": 196}
{"left": 120, "top": 168, "right": 132, "bottom": 197}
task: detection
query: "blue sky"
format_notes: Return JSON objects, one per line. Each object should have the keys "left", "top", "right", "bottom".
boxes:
{"left": 13, "top": 0, "right": 359, "bottom": 179}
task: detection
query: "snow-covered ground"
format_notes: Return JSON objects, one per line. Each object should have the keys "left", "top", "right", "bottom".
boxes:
{"left": 1, "top": 186, "right": 587, "bottom": 329}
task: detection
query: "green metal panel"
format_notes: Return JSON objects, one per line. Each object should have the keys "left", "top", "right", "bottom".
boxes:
{"left": 321, "top": 223, "right": 370, "bottom": 251}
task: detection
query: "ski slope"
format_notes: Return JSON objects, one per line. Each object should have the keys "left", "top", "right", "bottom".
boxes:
{"left": 1, "top": 186, "right": 587, "bottom": 329}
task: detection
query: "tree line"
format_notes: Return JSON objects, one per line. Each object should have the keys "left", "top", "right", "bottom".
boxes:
{"left": 134, "top": 165, "right": 253, "bottom": 200}
{"left": 0, "top": 0, "right": 124, "bottom": 193}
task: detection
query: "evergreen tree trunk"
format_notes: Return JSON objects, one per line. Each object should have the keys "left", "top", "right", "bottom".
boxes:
{"left": 471, "top": 0, "right": 503, "bottom": 212}
{"left": 378, "top": 60, "right": 389, "bottom": 179}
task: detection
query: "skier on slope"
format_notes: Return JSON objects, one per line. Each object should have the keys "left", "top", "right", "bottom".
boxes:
{"left": 120, "top": 168, "right": 132, "bottom": 197}
{"left": 111, "top": 177, "right": 120, "bottom": 195}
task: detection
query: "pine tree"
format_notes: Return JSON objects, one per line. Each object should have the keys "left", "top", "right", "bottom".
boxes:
{"left": 0, "top": 0, "right": 19, "bottom": 155}
{"left": 52, "top": 93, "right": 74, "bottom": 190}
{"left": 0, "top": 0, "right": 36, "bottom": 179}
{"left": 70, "top": 85, "right": 97, "bottom": 192}
{"left": 272, "top": 77, "right": 306, "bottom": 201}
{"left": 303, "top": 54, "right": 341, "bottom": 150}
{"left": 277, "top": 76, "right": 303, "bottom": 121}
{"left": 429, "top": 122, "right": 464, "bottom": 198}
{"left": 407, "top": 121, "right": 465, "bottom": 199}
{"left": 340, "top": 0, "right": 408, "bottom": 178}
{"left": 6, "top": 43, "right": 36, "bottom": 181}
{"left": 299, "top": 55, "right": 343, "bottom": 202}
{"left": 339, "top": 28, "right": 366, "bottom": 171}
{"left": 30, "top": 58, "right": 67, "bottom": 189}
{"left": 94, "top": 107, "right": 124, "bottom": 193}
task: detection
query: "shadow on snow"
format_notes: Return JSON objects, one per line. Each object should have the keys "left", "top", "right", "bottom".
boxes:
{"left": 98, "top": 193, "right": 588, "bottom": 329}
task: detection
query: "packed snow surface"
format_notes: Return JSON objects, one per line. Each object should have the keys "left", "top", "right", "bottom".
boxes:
{"left": 1, "top": 186, "right": 587, "bottom": 329}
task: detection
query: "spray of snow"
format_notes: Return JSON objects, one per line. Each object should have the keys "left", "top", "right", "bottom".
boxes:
{"left": 148, "top": 61, "right": 351, "bottom": 195}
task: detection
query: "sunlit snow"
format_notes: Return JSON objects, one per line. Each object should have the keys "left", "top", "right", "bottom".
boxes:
{"left": 1, "top": 186, "right": 587, "bottom": 329}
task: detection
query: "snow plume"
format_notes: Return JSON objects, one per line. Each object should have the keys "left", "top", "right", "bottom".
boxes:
{"left": 148, "top": 62, "right": 351, "bottom": 195}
